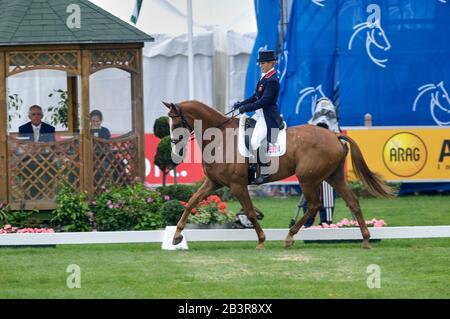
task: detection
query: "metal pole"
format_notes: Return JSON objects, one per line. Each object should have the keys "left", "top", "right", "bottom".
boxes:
{"left": 187, "top": 0, "right": 195, "bottom": 100}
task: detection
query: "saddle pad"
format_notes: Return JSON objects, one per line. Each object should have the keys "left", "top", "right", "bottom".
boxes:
{"left": 238, "top": 116, "right": 287, "bottom": 158}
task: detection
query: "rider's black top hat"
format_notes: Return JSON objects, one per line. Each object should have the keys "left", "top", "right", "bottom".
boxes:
{"left": 257, "top": 50, "right": 276, "bottom": 63}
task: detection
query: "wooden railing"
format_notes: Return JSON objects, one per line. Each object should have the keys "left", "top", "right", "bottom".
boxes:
{"left": 8, "top": 135, "right": 81, "bottom": 210}
{"left": 6, "top": 132, "right": 139, "bottom": 210}
{"left": 92, "top": 133, "right": 139, "bottom": 193}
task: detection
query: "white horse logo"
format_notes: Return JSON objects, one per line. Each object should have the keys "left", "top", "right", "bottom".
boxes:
{"left": 413, "top": 81, "right": 450, "bottom": 126}
{"left": 295, "top": 85, "right": 327, "bottom": 115}
{"left": 348, "top": 4, "right": 392, "bottom": 68}
{"left": 312, "top": 0, "right": 325, "bottom": 7}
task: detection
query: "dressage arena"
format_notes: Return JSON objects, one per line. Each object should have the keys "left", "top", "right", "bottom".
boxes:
{"left": 1, "top": 196, "right": 449, "bottom": 299}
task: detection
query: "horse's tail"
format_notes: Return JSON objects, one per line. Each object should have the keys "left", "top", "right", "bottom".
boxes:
{"left": 338, "top": 134, "right": 395, "bottom": 199}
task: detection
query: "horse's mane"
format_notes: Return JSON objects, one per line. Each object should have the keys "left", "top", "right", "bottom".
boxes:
{"left": 180, "top": 100, "right": 230, "bottom": 125}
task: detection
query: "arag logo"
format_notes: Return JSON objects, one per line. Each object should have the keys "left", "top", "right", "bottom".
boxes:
{"left": 383, "top": 132, "right": 427, "bottom": 177}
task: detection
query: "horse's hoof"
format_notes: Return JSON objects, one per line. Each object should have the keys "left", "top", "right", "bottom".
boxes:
{"left": 284, "top": 239, "right": 295, "bottom": 248}
{"left": 256, "top": 243, "right": 265, "bottom": 250}
{"left": 172, "top": 235, "right": 183, "bottom": 246}
{"left": 362, "top": 241, "right": 371, "bottom": 250}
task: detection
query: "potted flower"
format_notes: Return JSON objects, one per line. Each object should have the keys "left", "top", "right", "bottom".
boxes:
{"left": 182, "top": 195, "right": 236, "bottom": 229}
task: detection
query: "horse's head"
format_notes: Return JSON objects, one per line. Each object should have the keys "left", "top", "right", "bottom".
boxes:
{"left": 413, "top": 82, "right": 450, "bottom": 126}
{"left": 368, "top": 21, "right": 391, "bottom": 51}
{"left": 348, "top": 20, "right": 391, "bottom": 68}
{"left": 435, "top": 82, "right": 450, "bottom": 108}
{"left": 295, "top": 85, "right": 326, "bottom": 115}
{"left": 162, "top": 101, "right": 193, "bottom": 161}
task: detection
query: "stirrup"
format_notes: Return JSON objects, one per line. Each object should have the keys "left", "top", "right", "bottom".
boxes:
{"left": 252, "top": 174, "right": 270, "bottom": 185}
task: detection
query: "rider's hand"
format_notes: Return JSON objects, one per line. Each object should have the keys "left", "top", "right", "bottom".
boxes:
{"left": 233, "top": 101, "right": 242, "bottom": 109}
{"left": 239, "top": 106, "right": 246, "bottom": 114}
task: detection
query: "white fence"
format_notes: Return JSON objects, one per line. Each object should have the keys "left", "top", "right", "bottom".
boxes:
{"left": 1, "top": 226, "right": 450, "bottom": 247}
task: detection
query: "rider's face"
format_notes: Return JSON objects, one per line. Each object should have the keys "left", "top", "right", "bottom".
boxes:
{"left": 259, "top": 61, "right": 275, "bottom": 74}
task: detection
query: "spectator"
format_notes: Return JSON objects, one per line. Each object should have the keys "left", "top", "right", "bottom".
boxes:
{"left": 90, "top": 110, "right": 111, "bottom": 139}
{"left": 19, "top": 105, "right": 55, "bottom": 142}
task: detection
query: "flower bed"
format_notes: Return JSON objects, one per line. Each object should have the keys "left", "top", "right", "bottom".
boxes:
{"left": 0, "top": 224, "right": 55, "bottom": 234}
{"left": 303, "top": 218, "right": 386, "bottom": 244}
{"left": 305, "top": 218, "right": 387, "bottom": 229}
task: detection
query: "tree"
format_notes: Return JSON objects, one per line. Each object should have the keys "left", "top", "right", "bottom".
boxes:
{"left": 155, "top": 136, "right": 177, "bottom": 187}
{"left": 153, "top": 116, "right": 170, "bottom": 139}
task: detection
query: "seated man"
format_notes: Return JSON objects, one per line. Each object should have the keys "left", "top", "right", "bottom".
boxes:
{"left": 19, "top": 105, "right": 55, "bottom": 142}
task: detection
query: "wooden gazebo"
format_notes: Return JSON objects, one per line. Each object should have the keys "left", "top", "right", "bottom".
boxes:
{"left": 0, "top": 0, "right": 154, "bottom": 210}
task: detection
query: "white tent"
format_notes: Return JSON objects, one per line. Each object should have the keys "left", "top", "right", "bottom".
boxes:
{"left": 90, "top": 0, "right": 257, "bottom": 131}
{"left": 143, "top": 32, "right": 215, "bottom": 129}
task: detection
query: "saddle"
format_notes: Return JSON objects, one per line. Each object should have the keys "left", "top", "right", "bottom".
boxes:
{"left": 238, "top": 115, "right": 287, "bottom": 184}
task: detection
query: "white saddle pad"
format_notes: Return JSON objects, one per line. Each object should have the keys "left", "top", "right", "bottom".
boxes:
{"left": 238, "top": 116, "right": 287, "bottom": 158}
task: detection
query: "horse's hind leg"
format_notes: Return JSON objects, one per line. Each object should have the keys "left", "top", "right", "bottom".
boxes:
{"left": 326, "top": 166, "right": 371, "bottom": 249}
{"left": 173, "top": 178, "right": 219, "bottom": 245}
{"left": 285, "top": 183, "right": 321, "bottom": 248}
{"left": 231, "top": 183, "right": 266, "bottom": 250}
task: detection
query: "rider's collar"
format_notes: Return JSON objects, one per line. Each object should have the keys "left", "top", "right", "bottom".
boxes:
{"left": 261, "top": 68, "right": 275, "bottom": 80}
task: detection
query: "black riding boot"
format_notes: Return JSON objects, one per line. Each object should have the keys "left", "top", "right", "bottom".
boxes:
{"left": 252, "top": 164, "right": 270, "bottom": 185}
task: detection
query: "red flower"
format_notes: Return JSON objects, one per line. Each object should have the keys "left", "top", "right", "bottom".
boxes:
{"left": 218, "top": 202, "right": 227, "bottom": 212}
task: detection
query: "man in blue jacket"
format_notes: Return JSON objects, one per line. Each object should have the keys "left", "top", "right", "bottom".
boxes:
{"left": 19, "top": 105, "right": 55, "bottom": 142}
{"left": 234, "top": 50, "right": 284, "bottom": 185}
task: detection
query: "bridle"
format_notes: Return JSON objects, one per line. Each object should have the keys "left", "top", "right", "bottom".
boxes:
{"left": 169, "top": 103, "right": 195, "bottom": 145}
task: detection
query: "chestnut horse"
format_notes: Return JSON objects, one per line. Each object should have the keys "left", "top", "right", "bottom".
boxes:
{"left": 163, "top": 101, "right": 393, "bottom": 249}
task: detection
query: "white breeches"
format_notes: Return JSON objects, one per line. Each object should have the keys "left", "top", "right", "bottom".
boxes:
{"left": 251, "top": 113, "right": 267, "bottom": 151}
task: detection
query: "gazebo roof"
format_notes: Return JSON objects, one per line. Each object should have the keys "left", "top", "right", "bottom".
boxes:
{"left": 0, "top": 0, "right": 154, "bottom": 46}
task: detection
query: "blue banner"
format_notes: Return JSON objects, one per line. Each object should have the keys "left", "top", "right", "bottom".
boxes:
{"left": 278, "top": 0, "right": 338, "bottom": 127}
{"left": 338, "top": 0, "right": 450, "bottom": 126}
{"left": 244, "top": 0, "right": 280, "bottom": 99}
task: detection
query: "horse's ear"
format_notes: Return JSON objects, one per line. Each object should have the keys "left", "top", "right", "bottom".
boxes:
{"left": 162, "top": 101, "right": 172, "bottom": 109}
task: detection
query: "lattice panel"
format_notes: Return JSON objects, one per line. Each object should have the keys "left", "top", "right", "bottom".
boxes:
{"left": 7, "top": 51, "right": 80, "bottom": 75}
{"left": 93, "top": 135, "right": 139, "bottom": 193}
{"left": 8, "top": 137, "right": 81, "bottom": 202}
{"left": 90, "top": 49, "right": 138, "bottom": 73}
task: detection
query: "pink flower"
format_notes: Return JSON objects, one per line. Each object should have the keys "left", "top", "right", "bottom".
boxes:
{"left": 3, "top": 224, "right": 12, "bottom": 231}
{"left": 164, "top": 196, "right": 171, "bottom": 201}
{"left": 147, "top": 197, "right": 153, "bottom": 203}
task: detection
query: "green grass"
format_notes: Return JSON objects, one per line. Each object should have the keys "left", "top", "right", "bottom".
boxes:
{"left": 1, "top": 195, "right": 450, "bottom": 299}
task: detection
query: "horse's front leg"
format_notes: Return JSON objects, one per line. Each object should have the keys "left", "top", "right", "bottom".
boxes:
{"left": 231, "top": 183, "right": 266, "bottom": 250}
{"left": 173, "top": 178, "right": 219, "bottom": 245}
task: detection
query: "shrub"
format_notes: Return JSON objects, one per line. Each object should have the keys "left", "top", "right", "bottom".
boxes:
{"left": 6, "top": 210, "right": 42, "bottom": 229}
{"left": 157, "top": 184, "right": 195, "bottom": 202}
{"left": 153, "top": 116, "right": 170, "bottom": 139}
{"left": 155, "top": 136, "right": 178, "bottom": 186}
{"left": 160, "top": 200, "right": 185, "bottom": 226}
{"left": 93, "top": 183, "right": 164, "bottom": 231}
{"left": 51, "top": 185, "right": 92, "bottom": 232}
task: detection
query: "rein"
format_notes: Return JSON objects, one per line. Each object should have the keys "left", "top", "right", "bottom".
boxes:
{"left": 169, "top": 104, "right": 237, "bottom": 144}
